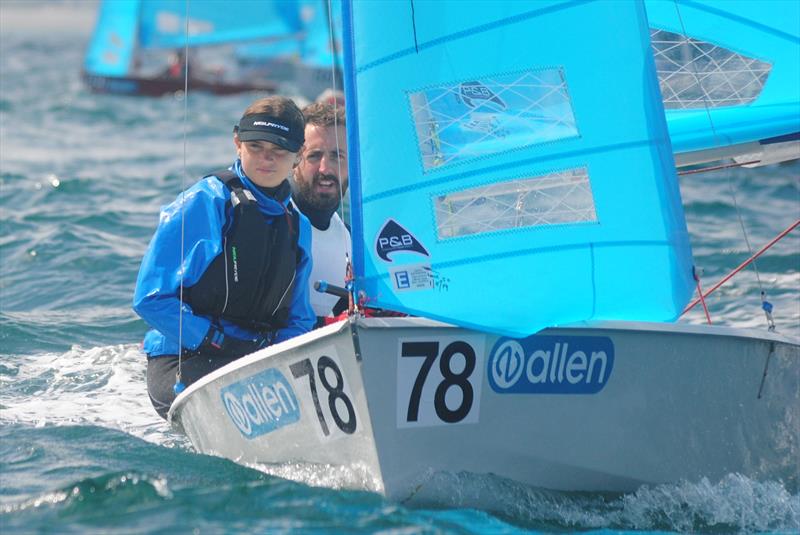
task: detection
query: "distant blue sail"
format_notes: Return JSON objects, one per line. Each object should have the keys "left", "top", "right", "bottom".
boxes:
{"left": 137, "top": 0, "right": 303, "bottom": 49}
{"left": 298, "top": 0, "right": 342, "bottom": 68}
{"left": 647, "top": 0, "right": 800, "bottom": 153}
{"left": 234, "top": 0, "right": 342, "bottom": 71}
{"left": 83, "top": 0, "right": 140, "bottom": 77}
{"left": 342, "top": 0, "right": 694, "bottom": 337}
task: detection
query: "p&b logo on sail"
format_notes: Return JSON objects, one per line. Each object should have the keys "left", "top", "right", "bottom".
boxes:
{"left": 459, "top": 81, "right": 506, "bottom": 111}
{"left": 376, "top": 219, "right": 429, "bottom": 262}
{"left": 220, "top": 368, "right": 300, "bottom": 438}
{"left": 487, "top": 335, "right": 614, "bottom": 394}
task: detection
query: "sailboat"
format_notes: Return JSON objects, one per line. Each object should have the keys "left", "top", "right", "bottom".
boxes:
{"left": 82, "top": 0, "right": 287, "bottom": 96}
{"left": 168, "top": 0, "right": 799, "bottom": 499}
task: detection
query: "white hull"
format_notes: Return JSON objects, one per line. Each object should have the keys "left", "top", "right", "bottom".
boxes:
{"left": 170, "top": 318, "right": 799, "bottom": 500}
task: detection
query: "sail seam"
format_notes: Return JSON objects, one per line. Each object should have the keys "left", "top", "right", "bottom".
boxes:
{"left": 362, "top": 239, "right": 675, "bottom": 274}
{"left": 357, "top": 0, "right": 595, "bottom": 74}
{"left": 361, "top": 138, "right": 667, "bottom": 204}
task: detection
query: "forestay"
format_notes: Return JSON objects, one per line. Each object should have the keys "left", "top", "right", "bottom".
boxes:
{"left": 342, "top": 0, "right": 693, "bottom": 337}
{"left": 647, "top": 0, "right": 800, "bottom": 155}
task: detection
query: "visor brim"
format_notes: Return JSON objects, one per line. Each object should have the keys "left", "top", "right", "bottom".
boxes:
{"left": 237, "top": 130, "right": 302, "bottom": 152}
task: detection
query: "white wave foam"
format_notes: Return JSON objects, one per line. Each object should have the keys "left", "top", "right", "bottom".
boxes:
{"left": 246, "top": 461, "right": 383, "bottom": 495}
{"left": 0, "top": 344, "right": 187, "bottom": 448}
{"left": 403, "top": 471, "right": 800, "bottom": 532}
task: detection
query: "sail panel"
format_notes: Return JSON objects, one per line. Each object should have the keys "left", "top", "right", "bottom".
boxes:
{"left": 344, "top": 0, "right": 693, "bottom": 337}
{"left": 647, "top": 0, "right": 800, "bottom": 155}
{"left": 83, "top": 0, "right": 140, "bottom": 77}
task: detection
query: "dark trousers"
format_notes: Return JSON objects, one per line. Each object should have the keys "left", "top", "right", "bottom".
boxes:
{"left": 147, "top": 353, "right": 240, "bottom": 419}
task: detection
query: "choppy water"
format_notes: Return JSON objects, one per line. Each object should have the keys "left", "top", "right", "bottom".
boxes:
{"left": 1, "top": 1, "right": 798, "bottom": 533}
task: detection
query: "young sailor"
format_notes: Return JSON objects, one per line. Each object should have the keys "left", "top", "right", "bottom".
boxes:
{"left": 290, "top": 102, "right": 351, "bottom": 323}
{"left": 134, "top": 96, "right": 315, "bottom": 419}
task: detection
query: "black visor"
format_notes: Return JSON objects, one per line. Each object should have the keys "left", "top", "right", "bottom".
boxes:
{"left": 235, "top": 113, "right": 304, "bottom": 152}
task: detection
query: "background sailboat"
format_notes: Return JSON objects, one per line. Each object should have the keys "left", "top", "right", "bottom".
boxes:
{"left": 82, "top": 0, "right": 295, "bottom": 96}
{"left": 82, "top": 0, "right": 344, "bottom": 99}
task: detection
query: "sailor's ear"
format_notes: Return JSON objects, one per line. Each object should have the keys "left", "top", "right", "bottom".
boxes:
{"left": 233, "top": 134, "right": 242, "bottom": 152}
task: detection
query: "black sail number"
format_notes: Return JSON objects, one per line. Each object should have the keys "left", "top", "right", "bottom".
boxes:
{"left": 402, "top": 340, "right": 476, "bottom": 424}
{"left": 290, "top": 355, "right": 356, "bottom": 436}
{"left": 435, "top": 341, "right": 475, "bottom": 423}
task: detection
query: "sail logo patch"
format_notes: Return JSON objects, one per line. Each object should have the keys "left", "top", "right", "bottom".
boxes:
{"left": 488, "top": 335, "right": 614, "bottom": 394}
{"left": 459, "top": 81, "right": 506, "bottom": 110}
{"left": 221, "top": 368, "right": 300, "bottom": 438}
{"left": 376, "top": 219, "right": 429, "bottom": 262}
{"left": 390, "top": 264, "right": 450, "bottom": 292}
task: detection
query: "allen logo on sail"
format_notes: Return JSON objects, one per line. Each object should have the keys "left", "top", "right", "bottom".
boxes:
{"left": 487, "top": 335, "right": 614, "bottom": 394}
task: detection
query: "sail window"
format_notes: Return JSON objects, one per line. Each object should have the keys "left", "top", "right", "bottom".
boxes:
{"left": 434, "top": 167, "right": 596, "bottom": 239}
{"left": 409, "top": 69, "right": 579, "bottom": 172}
{"left": 650, "top": 28, "right": 772, "bottom": 109}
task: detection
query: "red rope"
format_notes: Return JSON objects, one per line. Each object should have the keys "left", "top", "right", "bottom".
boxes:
{"left": 693, "top": 268, "right": 712, "bottom": 324}
{"left": 682, "top": 218, "right": 800, "bottom": 316}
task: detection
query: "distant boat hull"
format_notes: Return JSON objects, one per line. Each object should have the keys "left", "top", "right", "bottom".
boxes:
{"left": 169, "top": 317, "right": 799, "bottom": 500}
{"left": 82, "top": 72, "right": 277, "bottom": 97}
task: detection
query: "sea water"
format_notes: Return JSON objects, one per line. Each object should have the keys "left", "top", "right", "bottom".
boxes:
{"left": 1, "top": 1, "right": 798, "bottom": 533}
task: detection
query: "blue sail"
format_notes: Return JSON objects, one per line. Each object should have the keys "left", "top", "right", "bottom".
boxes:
{"left": 234, "top": 1, "right": 342, "bottom": 73}
{"left": 298, "top": 0, "right": 342, "bottom": 69}
{"left": 83, "top": 0, "right": 140, "bottom": 77}
{"left": 647, "top": 0, "right": 800, "bottom": 154}
{"left": 137, "top": 0, "right": 302, "bottom": 49}
{"left": 342, "top": 0, "right": 694, "bottom": 337}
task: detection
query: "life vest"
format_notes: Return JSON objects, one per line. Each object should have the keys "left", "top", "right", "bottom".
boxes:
{"left": 184, "top": 170, "right": 299, "bottom": 333}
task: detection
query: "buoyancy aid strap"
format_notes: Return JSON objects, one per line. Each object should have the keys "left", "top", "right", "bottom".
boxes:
{"left": 206, "top": 169, "right": 241, "bottom": 189}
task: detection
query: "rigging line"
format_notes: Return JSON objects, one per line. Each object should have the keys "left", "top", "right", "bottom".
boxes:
{"left": 677, "top": 160, "right": 760, "bottom": 175}
{"left": 325, "top": 0, "right": 346, "bottom": 224}
{"left": 681, "top": 218, "right": 799, "bottom": 316}
{"left": 325, "top": 0, "right": 353, "bottom": 302}
{"left": 672, "top": 0, "right": 768, "bottom": 322}
{"left": 410, "top": 0, "right": 419, "bottom": 54}
{"left": 177, "top": 0, "right": 191, "bottom": 386}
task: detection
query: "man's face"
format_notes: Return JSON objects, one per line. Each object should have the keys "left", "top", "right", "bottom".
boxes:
{"left": 293, "top": 124, "right": 348, "bottom": 211}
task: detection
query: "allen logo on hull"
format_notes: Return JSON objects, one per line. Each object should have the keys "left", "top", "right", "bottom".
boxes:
{"left": 221, "top": 368, "right": 300, "bottom": 438}
{"left": 488, "top": 335, "right": 614, "bottom": 394}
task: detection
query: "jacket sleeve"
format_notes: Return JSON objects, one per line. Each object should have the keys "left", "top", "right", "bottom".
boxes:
{"left": 132, "top": 179, "right": 229, "bottom": 350}
{"left": 273, "top": 213, "right": 316, "bottom": 343}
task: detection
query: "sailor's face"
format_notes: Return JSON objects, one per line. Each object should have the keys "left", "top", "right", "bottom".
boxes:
{"left": 293, "top": 125, "right": 348, "bottom": 211}
{"left": 234, "top": 136, "right": 296, "bottom": 188}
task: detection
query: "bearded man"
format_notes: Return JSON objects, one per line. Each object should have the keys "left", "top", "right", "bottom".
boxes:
{"left": 291, "top": 102, "right": 352, "bottom": 322}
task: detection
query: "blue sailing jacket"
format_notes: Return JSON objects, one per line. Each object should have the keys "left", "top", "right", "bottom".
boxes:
{"left": 133, "top": 160, "right": 315, "bottom": 357}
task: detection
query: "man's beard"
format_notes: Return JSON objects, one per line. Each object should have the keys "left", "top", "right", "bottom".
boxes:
{"left": 296, "top": 172, "right": 342, "bottom": 212}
